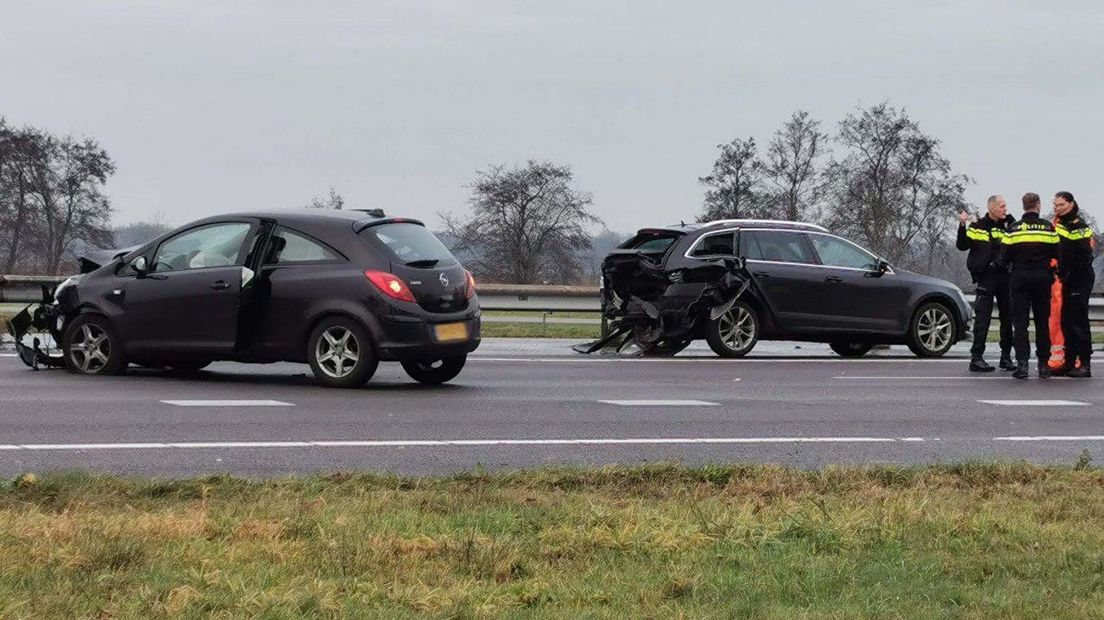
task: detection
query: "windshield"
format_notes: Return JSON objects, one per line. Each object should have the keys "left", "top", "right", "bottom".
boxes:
{"left": 360, "top": 223, "right": 458, "bottom": 267}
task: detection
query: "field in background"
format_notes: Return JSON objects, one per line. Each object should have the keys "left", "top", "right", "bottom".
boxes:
{"left": 3, "top": 462, "right": 1104, "bottom": 617}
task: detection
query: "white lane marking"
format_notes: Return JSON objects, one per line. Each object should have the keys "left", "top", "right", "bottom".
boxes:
{"left": 836, "top": 376, "right": 1008, "bottom": 380}
{"left": 0, "top": 436, "right": 914, "bottom": 450}
{"left": 161, "top": 400, "right": 294, "bottom": 407}
{"left": 599, "top": 399, "right": 719, "bottom": 406}
{"left": 996, "top": 436, "right": 1104, "bottom": 442}
{"left": 979, "top": 400, "right": 1090, "bottom": 406}
{"left": 0, "top": 353, "right": 18, "bottom": 357}
{"left": 470, "top": 357, "right": 965, "bottom": 364}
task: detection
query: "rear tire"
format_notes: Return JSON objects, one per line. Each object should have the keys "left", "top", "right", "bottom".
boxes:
{"left": 307, "top": 317, "right": 378, "bottom": 388}
{"left": 62, "top": 314, "right": 126, "bottom": 375}
{"left": 401, "top": 355, "right": 467, "bottom": 385}
{"left": 829, "top": 341, "right": 874, "bottom": 358}
{"left": 907, "top": 302, "right": 956, "bottom": 358}
{"left": 706, "top": 301, "right": 759, "bottom": 358}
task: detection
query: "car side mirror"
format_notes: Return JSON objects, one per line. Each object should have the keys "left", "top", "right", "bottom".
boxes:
{"left": 131, "top": 256, "right": 149, "bottom": 276}
{"left": 722, "top": 256, "right": 747, "bottom": 272}
{"left": 871, "top": 259, "right": 890, "bottom": 277}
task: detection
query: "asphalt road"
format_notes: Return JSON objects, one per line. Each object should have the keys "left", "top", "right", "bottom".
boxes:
{"left": 0, "top": 339, "right": 1102, "bottom": 477}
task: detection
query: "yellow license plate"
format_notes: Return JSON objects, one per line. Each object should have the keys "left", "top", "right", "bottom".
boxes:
{"left": 433, "top": 322, "right": 469, "bottom": 342}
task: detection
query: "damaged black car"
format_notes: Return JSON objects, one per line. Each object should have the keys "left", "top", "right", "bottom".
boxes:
{"left": 8, "top": 209, "right": 481, "bottom": 387}
{"left": 579, "top": 219, "right": 972, "bottom": 358}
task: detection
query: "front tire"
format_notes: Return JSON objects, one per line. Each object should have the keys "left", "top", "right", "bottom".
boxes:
{"left": 830, "top": 341, "right": 874, "bottom": 358}
{"left": 307, "top": 317, "right": 378, "bottom": 388}
{"left": 62, "top": 314, "right": 126, "bottom": 375}
{"left": 907, "top": 302, "right": 956, "bottom": 358}
{"left": 401, "top": 355, "right": 467, "bottom": 385}
{"left": 706, "top": 301, "right": 759, "bottom": 358}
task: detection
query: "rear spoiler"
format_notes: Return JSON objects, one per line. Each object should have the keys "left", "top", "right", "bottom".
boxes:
{"left": 352, "top": 217, "right": 426, "bottom": 234}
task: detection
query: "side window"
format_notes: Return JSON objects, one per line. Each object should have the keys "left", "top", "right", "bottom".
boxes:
{"left": 809, "top": 235, "right": 879, "bottom": 270}
{"left": 743, "top": 230, "right": 815, "bottom": 264}
{"left": 151, "top": 223, "right": 251, "bottom": 273}
{"left": 265, "top": 228, "right": 340, "bottom": 264}
{"left": 689, "top": 232, "right": 735, "bottom": 258}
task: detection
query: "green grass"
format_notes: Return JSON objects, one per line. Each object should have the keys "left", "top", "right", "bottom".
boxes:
{"left": 5, "top": 462, "right": 1104, "bottom": 617}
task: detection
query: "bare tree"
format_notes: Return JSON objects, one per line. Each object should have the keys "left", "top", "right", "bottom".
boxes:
{"left": 306, "top": 187, "right": 345, "bottom": 210}
{"left": 763, "top": 111, "right": 829, "bottom": 222}
{"left": 29, "top": 136, "right": 115, "bottom": 273}
{"left": 698, "top": 137, "right": 767, "bottom": 221}
{"left": 0, "top": 124, "right": 49, "bottom": 272}
{"left": 441, "top": 161, "right": 602, "bottom": 284}
{"left": 825, "top": 103, "right": 969, "bottom": 267}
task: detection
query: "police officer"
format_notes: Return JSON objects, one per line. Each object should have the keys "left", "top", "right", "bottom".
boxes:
{"left": 957, "top": 195, "right": 1016, "bottom": 372}
{"left": 998, "top": 192, "right": 1060, "bottom": 379}
{"left": 1054, "top": 191, "right": 1095, "bottom": 378}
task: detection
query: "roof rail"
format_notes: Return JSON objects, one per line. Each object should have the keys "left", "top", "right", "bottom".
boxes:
{"left": 701, "top": 218, "right": 828, "bottom": 232}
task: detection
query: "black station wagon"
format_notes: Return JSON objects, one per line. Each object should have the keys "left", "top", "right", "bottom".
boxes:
{"left": 25, "top": 209, "right": 481, "bottom": 387}
{"left": 596, "top": 219, "right": 972, "bottom": 358}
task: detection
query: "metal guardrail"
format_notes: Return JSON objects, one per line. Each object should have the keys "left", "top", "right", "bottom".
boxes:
{"left": 2, "top": 276, "right": 1101, "bottom": 327}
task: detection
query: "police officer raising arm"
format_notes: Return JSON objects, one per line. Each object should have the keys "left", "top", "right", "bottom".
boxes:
{"left": 1053, "top": 191, "right": 1095, "bottom": 378}
{"left": 997, "top": 193, "right": 1060, "bottom": 379}
{"left": 957, "top": 195, "right": 1016, "bottom": 372}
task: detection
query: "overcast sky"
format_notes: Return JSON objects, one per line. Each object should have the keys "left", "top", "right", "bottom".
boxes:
{"left": 2, "top": 1, "right": 1101, "bottom": 234}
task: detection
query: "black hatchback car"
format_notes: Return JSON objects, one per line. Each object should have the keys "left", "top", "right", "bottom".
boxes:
{"left": 36, "top": 209, "right": 480, "bottom": 387}
{"left": 598, "top": 219, "right": 972, "bottom": 358}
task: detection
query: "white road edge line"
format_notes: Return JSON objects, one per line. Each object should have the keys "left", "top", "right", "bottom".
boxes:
{"left": 836, "top": 376, "right": 1008, "bottom": 380}
{"left": 0, "top": 436, "right": 922, "bottom": 450}
{"left": 978, "top": 400, "right": 1090, "bottom": 406}
{"left": 995, "top": 436, "right": 1104, "bottom": 442}
{"left": 160, "top": 400, "right": 295, "bottom": 407}
{"left": 470, "top": 357, "right": 967, "bottom": 364}
{"left": 599, "top": 400, "right": 720, "bottom": 406}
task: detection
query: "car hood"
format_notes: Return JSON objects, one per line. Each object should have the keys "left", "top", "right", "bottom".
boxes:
{"left": 891, "top": 268, "right": 959, "bottom": 291}
{"left": 78, "top": 245, "right": 140, "bottom": 273}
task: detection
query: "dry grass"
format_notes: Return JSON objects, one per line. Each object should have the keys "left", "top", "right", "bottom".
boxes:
{"left": 3, "top": 462, "right": 1104, "bottom": 617}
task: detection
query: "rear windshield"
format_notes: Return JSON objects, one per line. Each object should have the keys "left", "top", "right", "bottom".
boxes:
{"left": 619, "top": 231, "right": 683, "bottom": 252}
{"left": 360, "top": 223, "right": 458, "bottom": 267}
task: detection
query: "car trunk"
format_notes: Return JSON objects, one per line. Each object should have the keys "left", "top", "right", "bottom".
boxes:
{"left": 389, "top": 262, "right": 470, "bottom": 313}
{"left": 358, "top": 221, "right": 470, "bottom": 313}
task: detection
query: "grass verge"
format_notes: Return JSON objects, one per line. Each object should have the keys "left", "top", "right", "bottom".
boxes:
{"left": 4, "top": 462, "right": 1104, "bottom": 617}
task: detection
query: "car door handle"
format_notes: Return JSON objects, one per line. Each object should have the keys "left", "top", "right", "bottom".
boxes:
{"left": 824, "top": 276, "right": 843, "bottom": 283}
{"left": 211, "top": 280, "right": 230, "bottom": 291}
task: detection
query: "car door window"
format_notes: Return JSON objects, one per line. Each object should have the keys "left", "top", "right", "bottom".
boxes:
{"left": 809, "top": 234, "right": 879, "bottom": 270}
{"left": 743, "top": 230, "right": 815, "bottom": 264}
{"left": 265, "top": 227, "right": 341, "bottom": 264}
{"left": 152, "top": 223, "right": 251, "bottom": 273}
{"left": 688, "top": 232, "right": 735, "bottom": 258}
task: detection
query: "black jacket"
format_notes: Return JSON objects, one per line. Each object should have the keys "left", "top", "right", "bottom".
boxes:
{"left": 997, "top": 212, "right": 1059, "bottom": 272}
{"left": 957, "top": 214, "right": 1015, "bottom": 279}
{"left": 1056, "top": 206, "right": 1096, "bottom": 290}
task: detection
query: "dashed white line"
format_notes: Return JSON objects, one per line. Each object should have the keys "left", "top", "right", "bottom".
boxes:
{"left": 599, "top": 400, "right": 720, "bottom": 406}
{"left": 978, "top": 400, "right": 1090, "bottom": 406}
{"left": 160, "top": 400, "right": 294, "bottom": 407}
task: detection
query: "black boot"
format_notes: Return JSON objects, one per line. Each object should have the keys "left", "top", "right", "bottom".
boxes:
{"left": 1050, "top": 363, "right": 1072, "bottom": 377}
{"left": 969, "top": 358, "right": 996, "bottom": 373}
{"left": 1038, "top": 364, "right": 1051, "bottom": 379}
{"left": 999, "top": 354, "right": 1016, "bottom": 371}
{"left": 1013, "top": 361, "right": 1029, "bottom": 380}
{"left": 1069, "top": 362, "right": 1092, "bottom": 379}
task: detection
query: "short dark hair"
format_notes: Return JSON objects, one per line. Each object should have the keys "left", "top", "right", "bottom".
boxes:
{"left": 1022, "top": 192, "right": 1041, "bottom": 211}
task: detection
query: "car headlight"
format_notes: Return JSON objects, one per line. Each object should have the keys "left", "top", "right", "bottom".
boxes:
{"left": 53, "top": 277, "right": 74, "bottom": 302}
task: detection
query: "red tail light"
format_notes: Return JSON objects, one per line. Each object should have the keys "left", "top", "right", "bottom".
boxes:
{"left": 365, "top": 270, "right": 416, "bottom": 302}
{"left": 465, "top": 270, "right": 476, "bottom": 299}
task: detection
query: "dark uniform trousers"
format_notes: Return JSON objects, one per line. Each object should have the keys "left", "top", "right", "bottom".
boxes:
{"left": 1010, "top": 269, "right": 1052, "bottom": 364}
{"left": 1062, "top": 277, "right": 1096, "bottom": 368}
{"left": 970, "top": 272, "right": 1012, "bottom": 358}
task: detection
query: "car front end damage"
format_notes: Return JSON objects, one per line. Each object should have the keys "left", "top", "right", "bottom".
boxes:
{"left": 7, "top": 283, "right": 67, "bottom": 370}
{"left": 573, "top": 250, "right": 752, "bottom": 356}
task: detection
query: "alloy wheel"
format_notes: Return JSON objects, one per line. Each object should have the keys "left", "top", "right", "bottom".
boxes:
{"left": 314, "top": 326, "right": 361, "bottom": 379}
{"left": 718, "top": 306, "right": 756, "bottom": 351}
{"left": 68, "top": 323, "right": 111, "bottom": 373}
{"left": 916, "top": 307, "right": 953, "bottom": 352}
